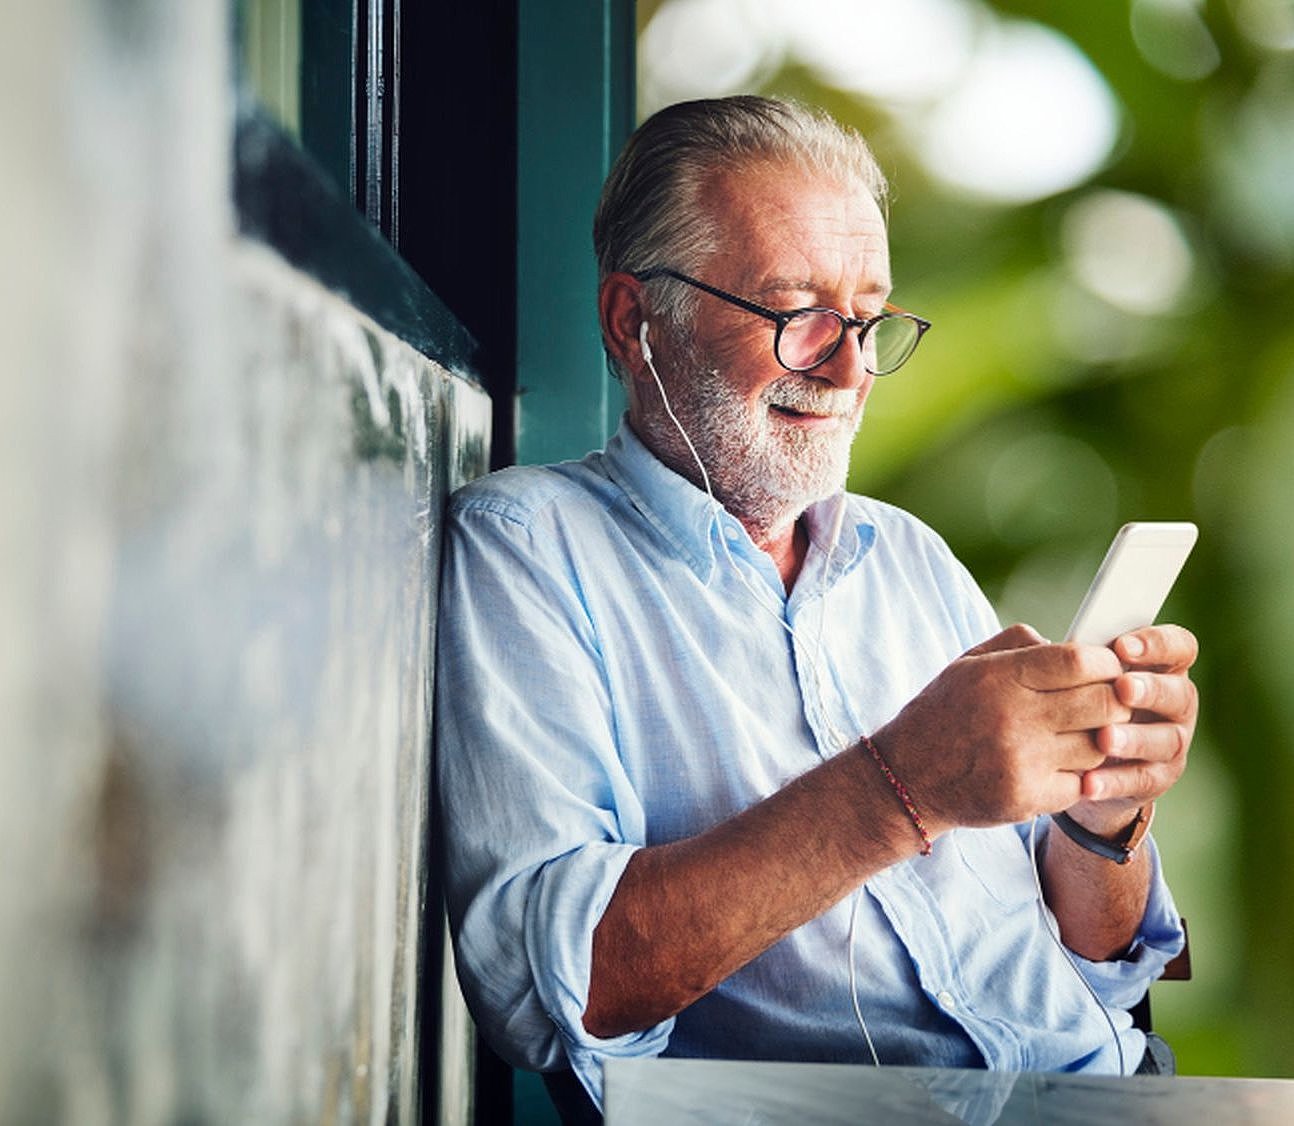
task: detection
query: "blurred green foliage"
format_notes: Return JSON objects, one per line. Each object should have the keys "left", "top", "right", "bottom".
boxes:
{"left": 641, "top": 0, "right": 1294, "bottom": 1079}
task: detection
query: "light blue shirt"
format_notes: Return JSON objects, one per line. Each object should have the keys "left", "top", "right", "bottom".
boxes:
{"left": 434, "top": 421, "right": 1184, "bottom": 1108}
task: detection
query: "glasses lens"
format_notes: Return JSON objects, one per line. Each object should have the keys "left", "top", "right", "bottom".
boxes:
{"left": 868, "top": 315, "right": 922, "bottom": 375}
{"left": 777, "top": 310, "right": 844, "bottom": 371}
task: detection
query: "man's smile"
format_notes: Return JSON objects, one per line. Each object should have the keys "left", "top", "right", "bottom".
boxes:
{"left": 768, "top": 403, "right": 847, "bottom": 429}
{"left": 764, "top": 383, "right": 862, "bottom": 431}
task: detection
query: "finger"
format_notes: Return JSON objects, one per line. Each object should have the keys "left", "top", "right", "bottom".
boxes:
{"left": 1048, "top": 681, "right": 1133, "bottom": 735}
{"left": 964, "top": 623, "right": 1046, "bottom": 658}
{"left": 1012, "top": 642, "right": 1123, "bottom": 692}
{"left": 1098, "top": 719, "right": 1191, "bottom": 763}
{"left": 1115, "top": 670, "right": 1198, "bottom": 724}
{"left": 1114, "top": 624, "right": 1198, "bottom": 672}
{"left": 1054, "top": 729, "right": 1113, "bottom": 774}
{"left": 1003, "top": 757, "right": 1089, "bottom": 819}
{"left": 1035, "top": 770, "right": 1087, "bottom": 817}
{"left": 1081, "top": 756, "right": 1181, "bottom": 804}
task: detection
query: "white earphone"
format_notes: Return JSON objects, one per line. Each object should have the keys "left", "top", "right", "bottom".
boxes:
{"left": 638, "top": 320, "right": 653, "bottom": 363}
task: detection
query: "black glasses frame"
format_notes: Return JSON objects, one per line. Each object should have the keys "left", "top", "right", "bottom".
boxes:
{"left": 633, "top": 266, "right": 931, "bottom": 376}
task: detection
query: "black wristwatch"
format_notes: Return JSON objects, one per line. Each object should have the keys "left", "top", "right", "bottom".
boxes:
{"left": 1051, "top": 804, "right": 1155, "bottom": 865}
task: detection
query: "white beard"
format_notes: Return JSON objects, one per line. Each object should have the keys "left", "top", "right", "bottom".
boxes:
{"left": 639, "top": 353, "right": 864, "bottom": 542}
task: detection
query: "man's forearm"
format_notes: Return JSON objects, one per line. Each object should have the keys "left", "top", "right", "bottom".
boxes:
{"left": 581, "top": 740, "right": 926, "bottom": 1039}
{"left": 1039, "top": 814, "right": 1152, "bottom": 962}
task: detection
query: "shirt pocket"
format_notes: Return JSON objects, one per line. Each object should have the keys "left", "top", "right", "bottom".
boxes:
{"left": 951, "top": 825, "right": 1041, "bottom": 910}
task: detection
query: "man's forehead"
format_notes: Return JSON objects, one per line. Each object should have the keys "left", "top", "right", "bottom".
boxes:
{"left": 702, "top": 165, "right": 883, "bottom": 239}
{"left": 702, "top": 159, "right": 880, "bottom": 215}
{"left": 698, "top": 163, "right": 891, "bottom": 292}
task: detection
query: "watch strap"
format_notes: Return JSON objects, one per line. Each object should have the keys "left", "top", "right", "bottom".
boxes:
{"left": 1051, "top": 803, "right": 1155, "bottom": 865}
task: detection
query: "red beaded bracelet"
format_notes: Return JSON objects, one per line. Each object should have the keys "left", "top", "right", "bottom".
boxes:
{"left": 861, "top": 734, "right": 933, "bottom": 856}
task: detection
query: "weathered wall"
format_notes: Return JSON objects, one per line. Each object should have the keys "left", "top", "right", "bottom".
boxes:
{"left": 0, "top": 1, "right": 486, "bottom": 1122}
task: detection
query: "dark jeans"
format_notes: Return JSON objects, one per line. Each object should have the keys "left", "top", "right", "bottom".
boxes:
{"left": 542, "top": 1069, "right": 602, "bottom": 1126}
{"left": 1136, "top": 1032, "right": 1178, "bottom": 1075}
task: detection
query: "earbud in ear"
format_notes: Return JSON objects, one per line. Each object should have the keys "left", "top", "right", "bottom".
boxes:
{"left": 638, "top": 321, "right": 653, "bottom": 364}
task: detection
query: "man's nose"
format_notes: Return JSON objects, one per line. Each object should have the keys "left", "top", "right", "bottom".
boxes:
{"left": 813, "top": 328, "right": 874, "bottom": 391}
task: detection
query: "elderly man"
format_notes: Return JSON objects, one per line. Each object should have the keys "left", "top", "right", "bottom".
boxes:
{"left": 435, "top": 96, "right": 1194, "bottom": 1115}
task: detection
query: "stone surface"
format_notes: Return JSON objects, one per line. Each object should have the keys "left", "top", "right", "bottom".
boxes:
{"left": 0, "top": 2, "right": 487, "bottom": 1121}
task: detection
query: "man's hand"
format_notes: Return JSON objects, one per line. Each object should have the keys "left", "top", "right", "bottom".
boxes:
{"left": 1067, "top": 623, "right": 1198, "bottom": 834}
{"left": 1036, "top": 624, "right": 1197, "bottom": 960}
{"left": 873, "top": 624, "right": 1136, "bottom": 837}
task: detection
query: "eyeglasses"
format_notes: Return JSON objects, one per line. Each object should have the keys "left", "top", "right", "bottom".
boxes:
{"left": 634, "top": 267, "right": 931, "bottom": 376}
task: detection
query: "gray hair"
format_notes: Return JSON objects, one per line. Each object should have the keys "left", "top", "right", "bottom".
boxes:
{"left": 593, "top": 95, "right": 889, "bottom": 348}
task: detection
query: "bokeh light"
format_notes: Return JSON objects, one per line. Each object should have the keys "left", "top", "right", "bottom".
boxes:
{"left": 1234, "top": 0, "right": 1294, "bottom": 50}
{"left": 985, "top": 431, "right": 1119, "bottom": 547}
{"left": 1131, "top": 0, "right": 1221, "bottom": 81}
{"left": 773, "top": 0, "right": 981, "bottom": 104}
{"left": 913, "top": 19, "right": 1120, "bottom": 203}
{"left": 638, "top": 0, "right": 777, "bottom": 111}
{"left": 1061, "top": 190, "right": 1197, "bottom": 315}
{"left": 1207, "top": 64, "right": 1294, "bottom": 268}
{"left": 641, "top": 0, "right": 1120, "bottom": 204}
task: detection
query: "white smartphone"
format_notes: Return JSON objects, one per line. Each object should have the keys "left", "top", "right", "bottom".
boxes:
{"left": 1065, "top": 522, "right": 1198, "bottom": 646}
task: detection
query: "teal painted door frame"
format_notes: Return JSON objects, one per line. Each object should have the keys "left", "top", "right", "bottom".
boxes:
{"left": 510, "top": 12, "right": 636, "bottom": 1120}
{"left": 515, "top": 0, "right": 635, "bottom": 466}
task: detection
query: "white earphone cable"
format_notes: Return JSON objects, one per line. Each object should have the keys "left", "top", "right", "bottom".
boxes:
{"left": 1027, "top": 816, "right": 1128, "bottom": 1076}
{"left": 641, "top": 327, "right": 882, "bottom": 1062}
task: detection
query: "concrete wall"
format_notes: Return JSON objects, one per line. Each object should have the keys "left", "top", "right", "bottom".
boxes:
{"left": 0, "top": 1, "right": 487, "bottom": 1121}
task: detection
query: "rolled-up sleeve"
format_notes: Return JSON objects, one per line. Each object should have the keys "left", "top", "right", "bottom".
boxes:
{"left": 434, "top": 487, "right": 672, "bottom": 1101}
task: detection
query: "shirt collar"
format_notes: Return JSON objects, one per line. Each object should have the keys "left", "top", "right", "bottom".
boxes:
{"left": 601, "top": 419, "right": 722, "bottom": 580}
{"left": 800, "top": 492, "right": 877, "bottom": 596}
{"left": 600, "top": 417, "right": 876, "bottom": 588}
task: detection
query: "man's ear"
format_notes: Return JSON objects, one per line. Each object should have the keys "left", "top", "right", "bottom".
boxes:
{"left": 599, "top": 272, "right": 653, "bottom": 385}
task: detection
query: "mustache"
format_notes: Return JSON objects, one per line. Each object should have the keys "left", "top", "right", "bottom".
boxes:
{"left": 762, "top": 379, "right": 861, "bottom": 417}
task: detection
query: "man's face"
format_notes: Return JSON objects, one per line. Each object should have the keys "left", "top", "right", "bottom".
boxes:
{"left": 634, "top": 161, "right": 892, "bottom": 539}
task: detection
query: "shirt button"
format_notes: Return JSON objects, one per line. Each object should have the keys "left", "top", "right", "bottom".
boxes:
{"left": 936, "top": 990, "right": 956, "bottom": 1010}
